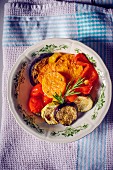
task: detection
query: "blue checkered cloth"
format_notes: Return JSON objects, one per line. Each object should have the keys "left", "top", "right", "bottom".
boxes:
{"left": 1, "top": 1, "right": 113, "bottom": 170}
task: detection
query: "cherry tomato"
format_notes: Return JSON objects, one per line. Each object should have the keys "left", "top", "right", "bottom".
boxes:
{"left": 30, "top": 83, "right": 44, "bottom": 97}
{"left": 66, "top": 94, "right": 77, "bottom": 102}
{"left": 43, "top": 95, "right": 52, "bottom": 106}
{"left": 28, "top": 96, "right": 44, "bottom": 113}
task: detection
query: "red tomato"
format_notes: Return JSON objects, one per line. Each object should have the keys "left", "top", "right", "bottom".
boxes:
{"left": 30, "top": 83, "right": 44, "bottom": 97}
{"left": 28, "top": 96, "right": 44, "bottom": 113}
{"left": 66, "top": 94, "right": 77, "bottom": 102}
{"left": 43, "top": 95, "right": 52, "bottom": 106}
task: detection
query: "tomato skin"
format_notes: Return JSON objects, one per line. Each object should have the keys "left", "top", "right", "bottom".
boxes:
{"left": 30, "top": 83, "right": 43, "bottom": 97}
{"left": 66, "top": 95, "right": 77, "bottom": 102}
{"left": 43, "top": 95, "right": 52, "bottom": 106}
{"left": 28, "top": 84, "right": 52, "bottom": 113}
{"left": 28, "top": 96, "right": 44, "bottom": 114}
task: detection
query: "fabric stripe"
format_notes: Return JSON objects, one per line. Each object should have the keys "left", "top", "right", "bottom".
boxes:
{"left": 3, "top": 12, "right": 111, "bottom": 47}
{"left": 105, "top": 42, "right": 113, "bottom": 170}
{"left": 4, "top": 2, "right": 111, "bottom": 17}
{"left": 3, "top": 12, "right": 107, "bottom": 21}
{"left": 76, "top": 10, "right": 111, "bottom": 169}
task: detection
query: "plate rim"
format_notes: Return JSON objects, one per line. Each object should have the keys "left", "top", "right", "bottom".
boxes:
{"left": 8, "top": 38, "right": 112, "bottom": 143}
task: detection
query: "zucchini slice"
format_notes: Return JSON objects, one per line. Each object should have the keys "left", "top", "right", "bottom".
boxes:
{"left": 74, "top": 96, "right": 93, "bottom": 112}
{"left": 41, "top": 102, "right": 59, "bottom": 125}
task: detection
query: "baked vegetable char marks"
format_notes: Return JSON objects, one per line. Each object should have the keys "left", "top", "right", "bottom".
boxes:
{"left": 29, "top": 53, "right": 53, "bottom": 85}
{"left": 54, "top": 102, "right": 78, "bottom": 126}
{"left": 38, "top": 53, "right": 83, "bottom": 83}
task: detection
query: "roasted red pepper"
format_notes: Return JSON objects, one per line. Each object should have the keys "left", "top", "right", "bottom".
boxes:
{"left": 74, "top": 53, "right": 98, "bottom": 94}
{"left": 66, "top": 94, "right": 78, "bottom": 102}
{"left": 74, "top": 53, "right": 91, "bottom": 64}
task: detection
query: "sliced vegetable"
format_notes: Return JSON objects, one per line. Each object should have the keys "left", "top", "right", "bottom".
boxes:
{"left": 75, "top": 84, "right": 93, "bottom": 95}
{"left": 74, "top": 96, "right": 93, "bottom": 112}
{"left": 28, "top": 52, "right": 99, "bottom": 127}
{"left": 30, "top": 83, "right": 43, "bottom": 97}
{"left": 66, "top": 94, "right": 77, "bottom": 102}
{"left": 48, "top": 53, "right": 62, "bottom": 63}
{"left": 41, "top": 102, "right": 59, "bottom": 125}
{"left": 42, "top": 72, "right": 66, "bottom": 98}
{"left": 29, "top": 53, "right": 53, "bottom": 85}
{"left": 43, "top": 95, "right": 52, "bottom": 106}
{"left": 54, "top": 102, "right": 78, "bottom": 126}
{"left": 74, "top": 53, "right": 99, "bottom": 94}
{"left": 28, "top": 96, "right": 44, "bottom": 114}
{"left": 74, "top": 53, "right": 91, "bottom": 64}
{"left": 38, "top": 53, "right": 83, "bottom": 83}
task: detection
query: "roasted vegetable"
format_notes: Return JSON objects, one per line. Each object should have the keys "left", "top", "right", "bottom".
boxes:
{"left": 48, "top": 53, "right": 62, "bottom": 63}
{"left": 29, "top": 53, "right": 53, "bottom": 85}
{"left": 74, "top": 96, "right": 93, "bottom": 112}
{"left": 30, "top": 83, "right": 44, "bottom": 97}
{"left": 37, "top": 53, "right": 83, "bottom": 83}
{"left": 42, "top": 72, "right": 66, "bottom": 98}
{"left": 28, "top": 83, "right": 52, "bottom": 114}
{"left": 52, "top": 78, "right": 84, "bottom": 103}
{"left": 28, "top": 96, "right": 44, "bottom": 114}
{"left": 28, "top": 52, "right": 98, "bottom": 127}
{"left": 41, "top": 102, "right": 59, "bottom": 125}
{"left": 54, "top": 102, "right": 78, "bottom": 126}
{"left": 74, "top": 53, "right": 99, "bottom": 87}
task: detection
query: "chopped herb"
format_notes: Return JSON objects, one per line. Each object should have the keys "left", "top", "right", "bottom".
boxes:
{"left": 53, "top": 78, "right": 84, "bottom": 104}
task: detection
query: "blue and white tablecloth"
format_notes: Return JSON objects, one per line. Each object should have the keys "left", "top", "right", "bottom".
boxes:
{"left": 0, "top": 0, "right": 113, "bottom": 169}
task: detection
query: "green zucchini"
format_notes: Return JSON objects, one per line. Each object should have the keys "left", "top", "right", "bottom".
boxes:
{"left": 41, "top": 102, "right": 59, "bottom": 125}
{"left": 74, "top": 96, "right": 93, "bottom": 112}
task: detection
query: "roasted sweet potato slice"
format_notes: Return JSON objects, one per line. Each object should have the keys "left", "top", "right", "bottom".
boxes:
{"left": 42, "top": 72, "right": 66, "bottom": 98}
{"left": 38, "top": 53, "right": 83, "bottom": 83}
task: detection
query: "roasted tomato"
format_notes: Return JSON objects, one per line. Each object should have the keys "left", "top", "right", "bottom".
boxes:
{"left": 43, "top": 95, "right": 52, "bottom": 106}
{"left": 30, "top": 83, "right": 43, "bottom": 97}
{"left": 28, "top": 96, "right": 44, "bottom": 114}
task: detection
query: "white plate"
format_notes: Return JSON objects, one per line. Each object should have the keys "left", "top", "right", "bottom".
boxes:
{"left": 8, "top": 38, "right": 112, "bottom": 143}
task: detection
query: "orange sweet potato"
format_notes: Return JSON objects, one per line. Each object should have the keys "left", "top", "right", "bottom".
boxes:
{"left": 42, "top": 72, "right": 66, "bottom": 98}
{"left": 38, "top": 53, "right": 83, "bottom": 84}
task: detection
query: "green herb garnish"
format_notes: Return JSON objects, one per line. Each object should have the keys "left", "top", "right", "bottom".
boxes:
{"left": 53, "top": 78, "right": 84, "bottom": 104}
{"left": 53, "top": 92, "right": 64, "bottom": 104}
{"left": 65, "top": 78, "right": 85, "bottom": 97}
